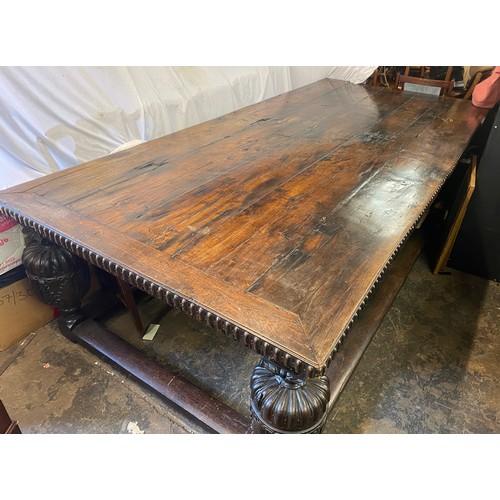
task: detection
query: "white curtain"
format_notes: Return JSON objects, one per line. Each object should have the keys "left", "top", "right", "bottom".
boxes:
{"left": 0, "top": 66, "right": 376, "bottom": 189}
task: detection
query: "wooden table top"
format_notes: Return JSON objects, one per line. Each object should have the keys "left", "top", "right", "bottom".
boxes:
{"left": 0, "top": 79, "right": 488, "bottom": 376}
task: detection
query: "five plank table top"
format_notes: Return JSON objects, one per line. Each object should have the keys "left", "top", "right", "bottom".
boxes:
{"left": 0, "top": 79, "right": 488, "bottom": 433}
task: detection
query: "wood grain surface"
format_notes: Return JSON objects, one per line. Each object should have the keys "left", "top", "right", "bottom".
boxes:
{"left": 0, "top": 79, "right": 488, "bottom": 373}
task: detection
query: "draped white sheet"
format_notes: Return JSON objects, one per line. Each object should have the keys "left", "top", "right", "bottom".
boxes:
{"left": 0, "top": 66, "right": 376, "bottom": 189}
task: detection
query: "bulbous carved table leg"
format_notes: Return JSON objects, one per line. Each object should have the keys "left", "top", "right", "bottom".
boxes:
{"left": 250, "top": 357, "right": 330, "bottom": 434}
{"left": 21, "top": 232, "right": 91, "bottom": 341}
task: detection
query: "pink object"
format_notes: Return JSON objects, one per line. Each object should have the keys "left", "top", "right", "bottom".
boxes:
{"left": 0, "top": 214, "right": 25, "bottom": 275}
{"left": 472, "top": 66, "right": 500, "bottom": 109}
{"left": 0, "top": 214, "right": 18, "bottom": 232}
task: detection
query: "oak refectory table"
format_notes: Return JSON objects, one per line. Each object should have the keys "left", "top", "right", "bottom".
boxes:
{"left": 0, "top": 79, "right": 488, "bottom": 433}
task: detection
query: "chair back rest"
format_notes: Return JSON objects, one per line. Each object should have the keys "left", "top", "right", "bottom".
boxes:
{"left": 395, "top": 73, "right": 454, "bottom": 97}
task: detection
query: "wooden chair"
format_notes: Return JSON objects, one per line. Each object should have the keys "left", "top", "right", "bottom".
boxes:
{"left": 404, "top": 66, "right": 453, "bottom": 81}
{"left": 368, "top": 66, "right": 399, "bottom": 88}
{"left": 368, "top": 67, "right": 383, "bottom": 86}
{"left": 395, "top": 73, "right": 454, "bottom": 97}
{"left": 404, "top": 66, "right": 430, "bottom": 78}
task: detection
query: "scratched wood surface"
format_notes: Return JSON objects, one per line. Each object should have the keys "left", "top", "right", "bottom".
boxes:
{"left": 0, "top": 79, "right": 487, "bottom": 371}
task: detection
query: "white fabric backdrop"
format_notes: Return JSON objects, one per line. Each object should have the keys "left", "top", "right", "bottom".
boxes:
{"left": 0, "top": 66, "right": 376, "bottom": 189}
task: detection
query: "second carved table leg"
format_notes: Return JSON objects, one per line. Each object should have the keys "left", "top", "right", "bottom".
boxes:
{"left": 250, "top": 357, "right": 330, "bottom": 434}
{"left": 21, "top": 232, "right": 91, "bottom": 341}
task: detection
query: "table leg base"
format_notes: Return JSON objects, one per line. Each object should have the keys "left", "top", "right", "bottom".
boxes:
{"left": 21, "top": 232, "right": 91, "bottom": 340}
{"left": 250, "top": 357, "right": 330, "bottom": 434}
{"left": 19, "top": 225, "right": 426, "bottom": 434}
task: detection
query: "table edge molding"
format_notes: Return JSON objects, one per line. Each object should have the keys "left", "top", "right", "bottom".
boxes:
{"left": 0, "top": 145, "right": 473, "bottom": 377}
{"left": 0, "top": 203, "right": 326, "bottom": 377}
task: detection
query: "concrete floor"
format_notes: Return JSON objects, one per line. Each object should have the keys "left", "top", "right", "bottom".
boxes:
{"left": 0, "top": 253, "right": 499, "bottom": 434}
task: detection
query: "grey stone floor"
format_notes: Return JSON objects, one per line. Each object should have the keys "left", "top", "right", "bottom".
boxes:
{"left": 0, "top": 254, "right": 498, "bottom": 434}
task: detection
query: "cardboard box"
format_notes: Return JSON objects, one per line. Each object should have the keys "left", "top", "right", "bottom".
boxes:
{"left": 0, "top": 214, "right": 26, "bottom": 276}
{"left": 0, "top": 277, "right": 55, "bottom": 351}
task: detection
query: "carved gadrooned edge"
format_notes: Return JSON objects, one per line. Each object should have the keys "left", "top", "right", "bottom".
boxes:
{"left": 322, "top": 159, "right": 466, "bottom": 370}
{"left": 0, "top": 163, "right": 461, "bottom": 377}
{"left": 0, "top": 207, "right": 322, "bottom": 377}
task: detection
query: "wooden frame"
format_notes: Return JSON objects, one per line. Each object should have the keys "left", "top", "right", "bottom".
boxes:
{"left": 433, "top": 155, "right": 478, "bottom": 274}
{"left": 404, "top": 66, "right": 453, "bottom": 81}
{"left": 395, "top": 73, "right": 454, "bottom": 97}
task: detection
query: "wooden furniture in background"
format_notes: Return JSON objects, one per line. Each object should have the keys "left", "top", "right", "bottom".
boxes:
{"left": 0, "top": 79, "right": 488, "bottom": 433}
{"left": 404, "top": 66, "right": 430, "bottom": 78}
{"left": 404, "top": 66, "right": 453, "bottom": 81}
{"left": 395, "top": 73, "right": 455, "bottom": 97}
{"left": 432, "top": 155, "right": 478, "bottom": 274}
